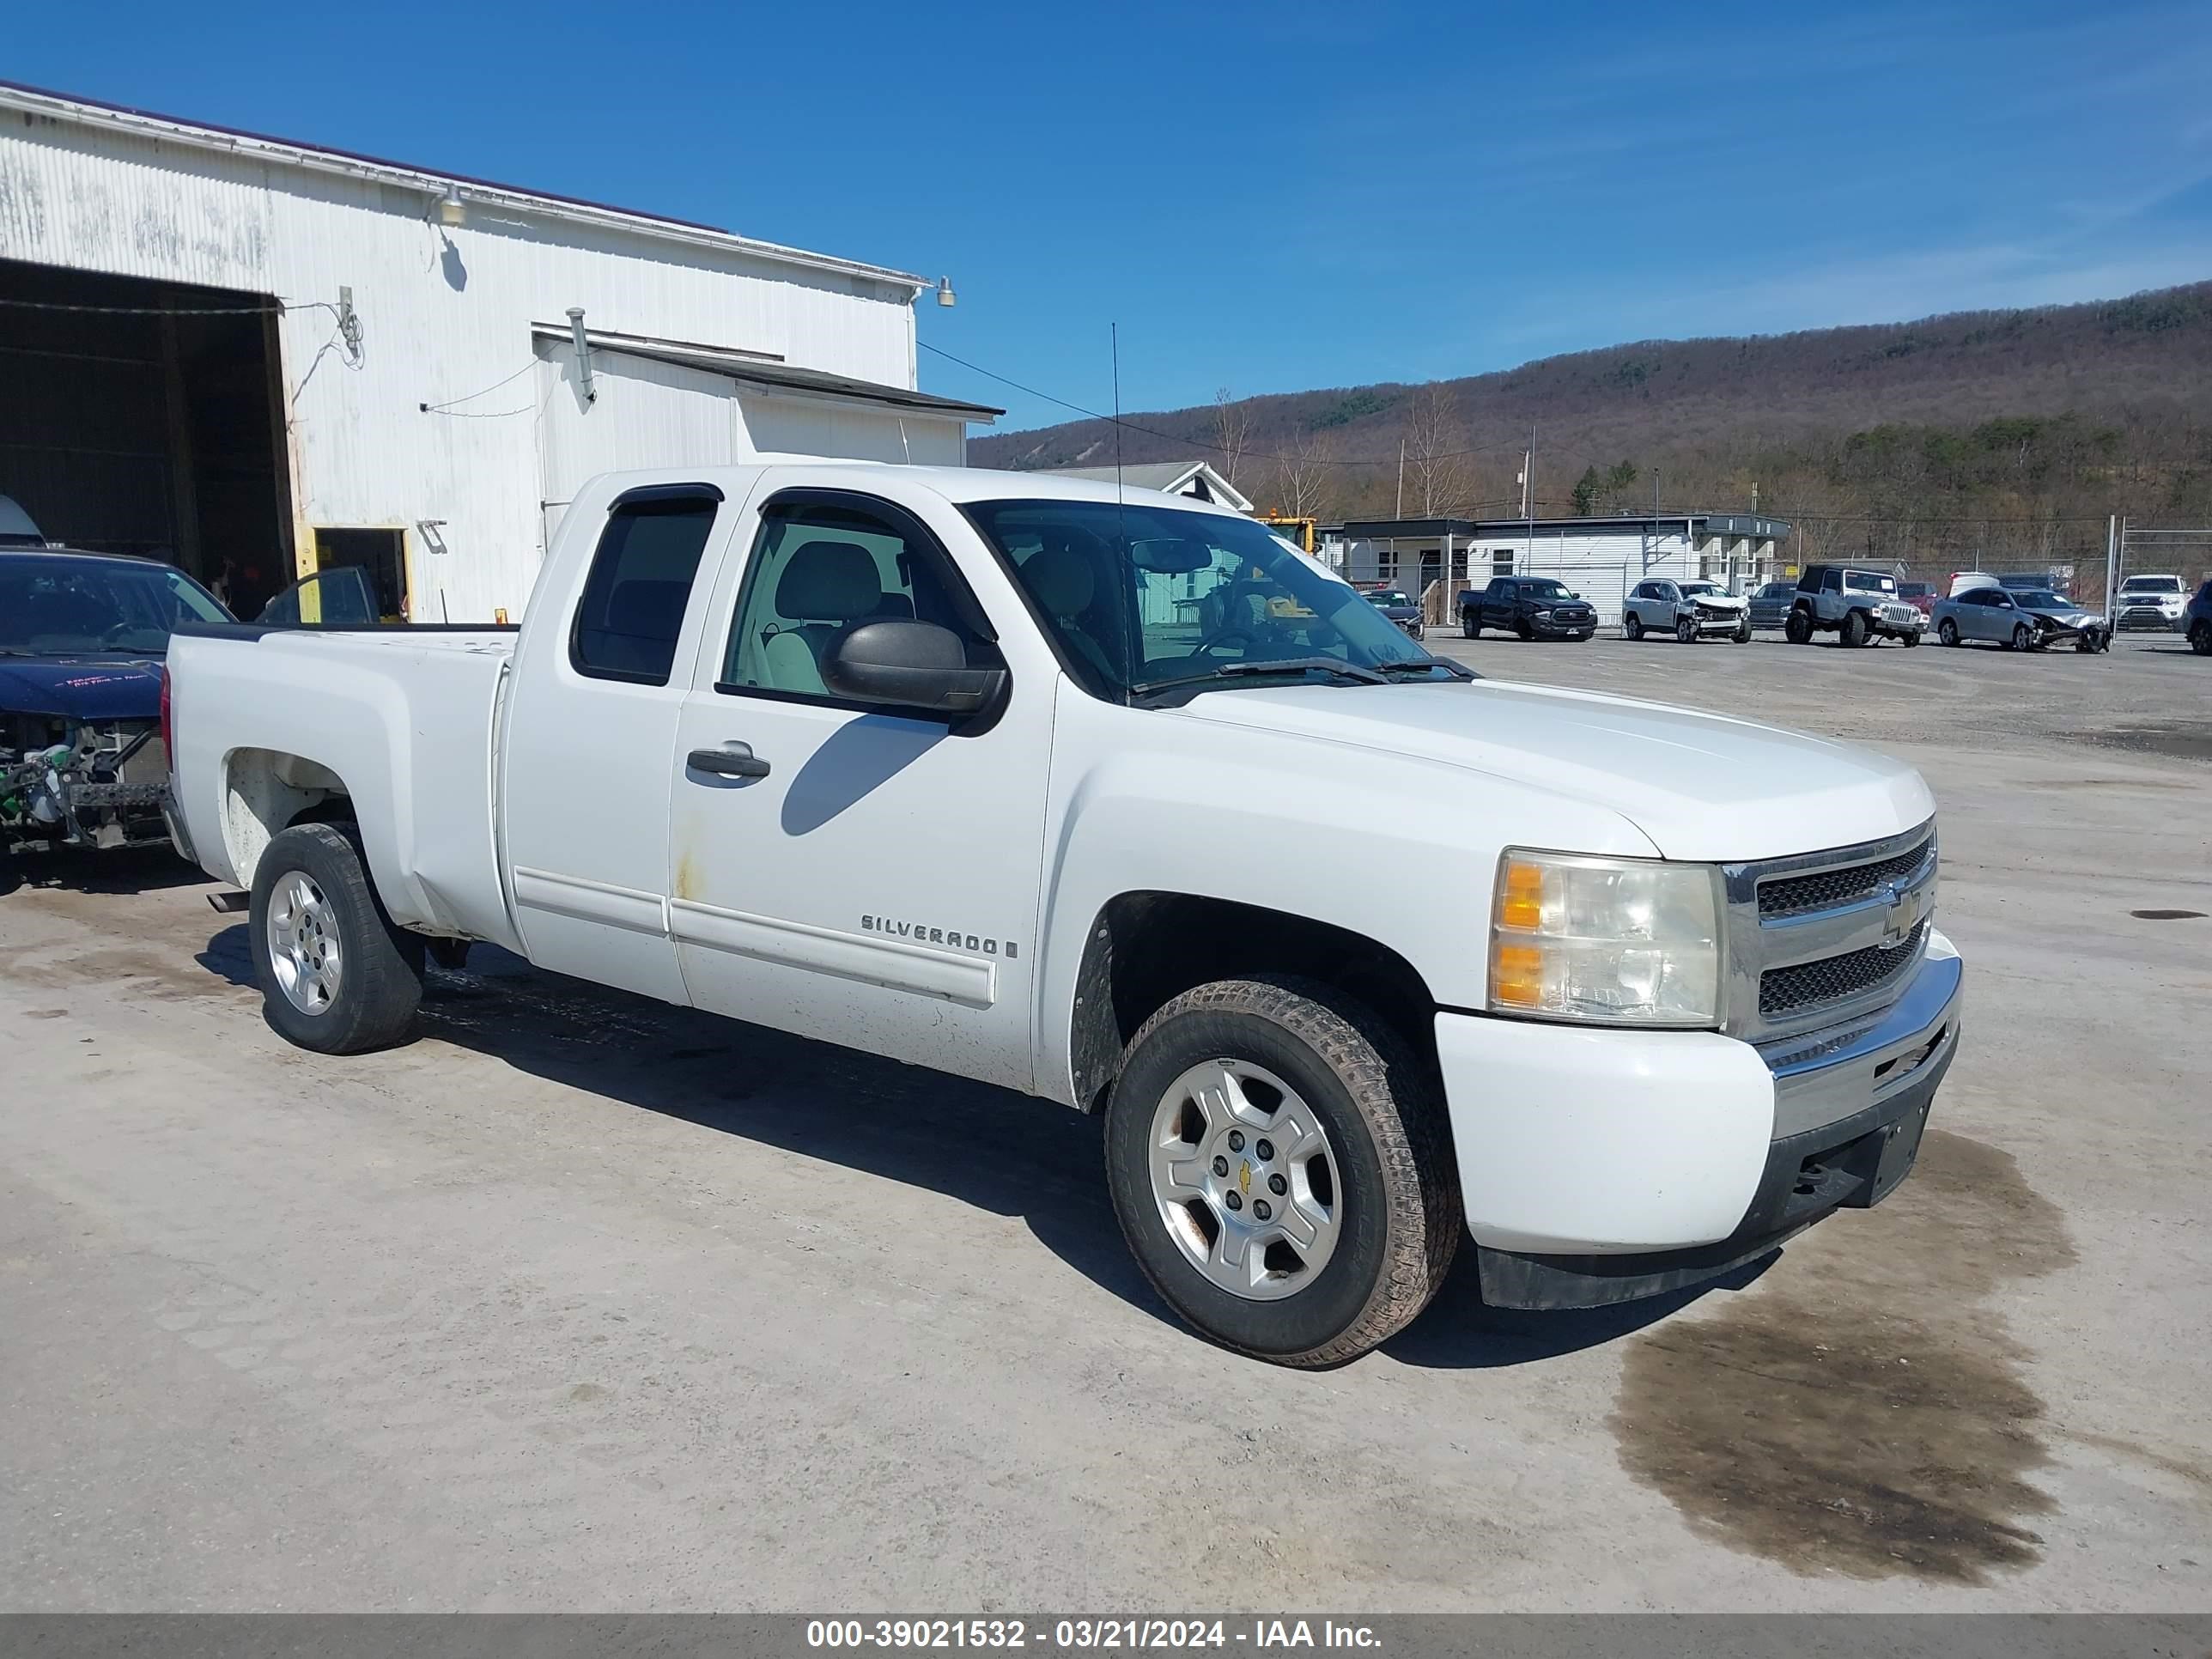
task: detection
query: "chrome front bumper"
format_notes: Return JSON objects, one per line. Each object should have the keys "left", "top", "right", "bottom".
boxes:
{"left": 1760, "top": 944, "right": 1963, "bottom": 1138}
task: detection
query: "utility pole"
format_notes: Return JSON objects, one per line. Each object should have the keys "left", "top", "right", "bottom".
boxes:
{"left": 1395, "top": 439, "right": 1405, "bottom": 520}
{"left": 2105, "top": 514, "right": 2119, "bottom": 617}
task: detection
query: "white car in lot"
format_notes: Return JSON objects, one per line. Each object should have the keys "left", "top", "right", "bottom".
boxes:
{"left": 2114, "top": 574, "right": 2188, "bottom": 632}
{"left": 164, "top": 459, "right": 1962, "bottom": 1367}
{"left": 1622, "top": 578, "right": 1752, "bottom": 644}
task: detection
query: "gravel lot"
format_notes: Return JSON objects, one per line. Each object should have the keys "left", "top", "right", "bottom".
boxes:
{"left": 3, "top": 629, "right": 2207, "bottom": 1613}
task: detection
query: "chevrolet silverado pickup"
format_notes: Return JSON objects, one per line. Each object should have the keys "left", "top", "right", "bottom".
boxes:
{"left": 166, "top": 460, "right": 1963, "bottom": 1366}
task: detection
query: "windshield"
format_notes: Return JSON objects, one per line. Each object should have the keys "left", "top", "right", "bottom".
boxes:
{"left": 1366, "top": 591, "right": 1412, "bottom": 607}
{"left": 2122, "top": 576, "right": 2182, "bottom": 593}
{"left": 1519, "top": 579, "right": 1572, "bottom": 599}
{"left": 1844, "top": 571, "right": 1898, "bottom": 593}
{"left": 2014, "top": 590, "right": 2071, "bottom": 609}
{"left": 1680, "top": 580, "right": 1727, "bottom": 598}
{"left": 965, "top": 500, "right": 1452, "bottom": 700}
{"left": 0, "top": 554, "right": 230, "bottom": 655}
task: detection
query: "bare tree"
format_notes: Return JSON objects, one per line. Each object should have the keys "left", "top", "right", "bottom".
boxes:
{"left": 1211, "top": 387, "right": 1252, "bottom": 487}
{"left": 1268, "top": 429, "right": 1332, "bottom": 522}
{"left": 1403, "top": 384, "right": 1474, "bottom": 516}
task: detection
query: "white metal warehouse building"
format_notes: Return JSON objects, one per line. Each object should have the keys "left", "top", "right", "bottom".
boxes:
{"left": 1331, "top": 512, "right": 1794, "bottom": 623}
{"left": 0, "top": 80, "right": 996, "bottom": 622}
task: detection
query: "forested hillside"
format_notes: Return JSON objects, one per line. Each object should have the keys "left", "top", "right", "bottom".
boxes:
{"left": 968, "top": 283, "right": 2212, "bottom": 570}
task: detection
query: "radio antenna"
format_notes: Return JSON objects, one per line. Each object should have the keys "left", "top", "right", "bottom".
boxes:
{"left": 1111, "top": 322, "right": 1126, "bottom": 502}
{"left": 1111, "top": 321, "right": 1127, "bottom": 559}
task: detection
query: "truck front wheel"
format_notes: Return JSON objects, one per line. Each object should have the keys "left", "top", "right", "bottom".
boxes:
{"left": 1103, "top": 977, "right": 1460, "bottom": 1367}
{"left": 1784, "top": 608, "right": 1813, "bottom": 644}
{"left": 249, "top": 822, "right": 425, "bottom": 1054}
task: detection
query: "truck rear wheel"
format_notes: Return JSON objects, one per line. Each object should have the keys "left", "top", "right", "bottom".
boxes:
{"left": 1103, "top": 977, "right": 1460, "bottom": 1368}
{"left": 249, "top": 823, "right": 424, "bottom": 1054}
{"left": 2193, "top": 621, "right": 2212, "bottom": 656}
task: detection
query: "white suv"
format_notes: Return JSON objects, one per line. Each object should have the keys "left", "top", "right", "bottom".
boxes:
{"left": 1623, "top": 578, "right": 1751, "bottom": 643}
{"left": 2115, "top": 574, "right": 2187, "bottom": 631}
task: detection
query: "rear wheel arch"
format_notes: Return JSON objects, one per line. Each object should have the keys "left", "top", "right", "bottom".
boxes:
{"left": 219, "top": 747, "right": 355, "bottom": 892}
{"left": 1065, "top": 891, "right": 1442, "bottom": 1115}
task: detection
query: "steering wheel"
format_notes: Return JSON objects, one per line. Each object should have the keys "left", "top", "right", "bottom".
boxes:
{"left": 99, "top": 623, "right": 142, "bottom": 647}
{"left": 1192, "top": 628, "right": 1258, "bottom": 659}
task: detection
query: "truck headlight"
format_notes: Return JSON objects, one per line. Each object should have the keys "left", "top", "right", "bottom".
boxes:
{"left": 1488, "top": 849, "right": 1722, "bottom": 1027}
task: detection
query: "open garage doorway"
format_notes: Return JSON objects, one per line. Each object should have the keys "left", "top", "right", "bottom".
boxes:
{"left": 0, "top": 257, "right": 294, "bottom": 618}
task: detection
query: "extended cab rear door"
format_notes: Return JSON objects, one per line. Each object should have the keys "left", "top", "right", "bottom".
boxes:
{"left": 501, "top": 478, "right": 750, "bottom": 1005}
{"left": 664, "top": 477, "right": 1055, "bottom": 1091}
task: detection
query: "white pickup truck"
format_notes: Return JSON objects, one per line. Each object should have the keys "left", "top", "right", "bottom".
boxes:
{"left": 166, "top": 460, "right": 1961, "bottom": 1366}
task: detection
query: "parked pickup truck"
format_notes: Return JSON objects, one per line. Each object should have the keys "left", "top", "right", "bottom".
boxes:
{"left": 1457, "top": 576, "right": 1596, "bottom": 641}
{"left": 167, "top": 461, "right": 1963, "bottom": 1367}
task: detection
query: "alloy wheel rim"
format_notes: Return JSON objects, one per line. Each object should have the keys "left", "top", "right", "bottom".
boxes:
{"left": 267, "top": 870, "right": 343, "bottom": 1015}
{"left": 1147, "top": 1059, "right": 1341, "bottom": 1301}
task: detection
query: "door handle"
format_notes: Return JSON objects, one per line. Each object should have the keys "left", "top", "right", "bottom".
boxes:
{"left": 687, "top": 742, "right": 771, "bottom": 780}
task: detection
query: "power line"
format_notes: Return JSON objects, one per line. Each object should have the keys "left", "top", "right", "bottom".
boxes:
{"left": 0, "top": 294, "right": 337, "bottom": 318}
{"left": 419, "top": 358, "right": 539, "bottom": 413}
{"left": 919, "top": 340, "right": 1523, "bottom": 470}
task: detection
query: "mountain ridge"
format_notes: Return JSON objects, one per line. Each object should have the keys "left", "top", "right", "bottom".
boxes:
{"left": 966, "top": 283, "right": 2212, "bottom": 568}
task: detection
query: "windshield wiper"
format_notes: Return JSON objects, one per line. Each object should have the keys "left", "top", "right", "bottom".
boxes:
{"left": 1378, "top": 658, "right": 1476, "bottom": 681}
{"left": 1130, "top": 657, "right": 1391, "bottom": 698}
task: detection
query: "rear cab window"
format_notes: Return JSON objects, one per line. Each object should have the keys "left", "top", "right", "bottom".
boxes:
{"left": 571, "top": 489, "right": 723, "bottom": 684}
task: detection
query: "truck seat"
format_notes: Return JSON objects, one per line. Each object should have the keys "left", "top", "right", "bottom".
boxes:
{"left": 763, "top": 539, "right": 884, "bottom": 694}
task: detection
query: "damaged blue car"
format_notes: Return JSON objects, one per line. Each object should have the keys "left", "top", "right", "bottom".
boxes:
{"left": 3, "top": 529, "right": 234, "bottom": 867}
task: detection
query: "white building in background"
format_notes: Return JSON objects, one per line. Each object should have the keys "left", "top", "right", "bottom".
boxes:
{"left": 1044, "top": 461, "right": 1253, "bottom": 514}
{"left": 0, "top": 79, "right": 996, "bottom": 621}
{"left": 1331, "top": 513, "right": 1793, "bottom": 624}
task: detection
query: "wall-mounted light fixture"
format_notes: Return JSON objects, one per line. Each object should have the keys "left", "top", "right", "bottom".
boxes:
{"left": 437, "top": 185, "right": 466, "bottom": 228}
{"left": 935, "top": 276, "right": 957, "bottom": 308}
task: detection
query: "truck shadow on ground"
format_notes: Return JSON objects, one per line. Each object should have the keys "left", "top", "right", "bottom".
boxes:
{"left": 2, "top": 845, "right": 210, "bottom": 899}
{"left": 191, "top": 929, "right": 1715, "bottom": 1368}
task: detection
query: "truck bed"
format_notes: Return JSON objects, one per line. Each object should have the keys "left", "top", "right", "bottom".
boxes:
{"left": 167, "top": 621, "right": 523, "bottom": 950}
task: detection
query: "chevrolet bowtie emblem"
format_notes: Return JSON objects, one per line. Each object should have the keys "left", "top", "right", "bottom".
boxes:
{"left": 1239, "top": 1162, "right": 1252, "bottom": 1196}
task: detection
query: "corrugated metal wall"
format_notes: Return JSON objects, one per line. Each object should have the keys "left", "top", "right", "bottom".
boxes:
{"left": 0, "top": 109, "right": 935, "bottom": 619}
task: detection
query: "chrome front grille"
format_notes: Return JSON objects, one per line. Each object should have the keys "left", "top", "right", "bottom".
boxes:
{"left": 1760, "top": 919, "right": 1929, "bottom": 1017}
{"left": 1722, "top": 821, "right": 1937, "bottom": 1041}
{"left": 1759, "top": 837, "right": 1934, "bottom": 919}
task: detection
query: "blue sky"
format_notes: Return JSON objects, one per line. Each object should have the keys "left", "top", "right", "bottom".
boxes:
{"left": 10, "top": 0, "right": 2211, "bottom": 431}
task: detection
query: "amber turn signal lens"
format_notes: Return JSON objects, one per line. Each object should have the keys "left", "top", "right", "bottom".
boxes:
{"left": 1491, "top": 942, "right": 1545, "bottom": 1007}
{"left": 1498, "top": 859, "right": 1545, "bottom": 932}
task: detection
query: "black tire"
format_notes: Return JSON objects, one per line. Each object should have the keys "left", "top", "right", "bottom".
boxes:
{"left": 1733, "top": 619, "right": 1752, "bottom": 644}
{"left": 2192, "top": 622, "right": 2212, "bottom": 657}
{"left": 2010, "top": 623, "right": 2033, "bottom": 652}
{"left": 1674, "top": 615, "right": 1698, "bottom": 645}
{"left": 1939, "top": 618, "right": 1960, "bottom": 647}
{"left": 2074, "top": 634, "right": 2096, "bottom": 653}
{"left": 1462, "top": 614, "right": 1480, "bottom": 639}
{"left": 1784, "top": 607, "right": 1813, "bottom": 644}
{"left": 1623, "top": 612, "right": 1644, "bottom": 641}
{"left": 1516, "top": 618, "right": 1533, "bottom": 641}
{"left": 1103, "top": 977, "right": 1460, "bottom": 1368}
{"left": 248, "top": 822, "right": 424, "bottom": 1054}
{"left": 1900, "top": 629, "right": 1920, "bottom": 647}
{"left": 1842, "top": 610, "right": 1870, "bottom": 647}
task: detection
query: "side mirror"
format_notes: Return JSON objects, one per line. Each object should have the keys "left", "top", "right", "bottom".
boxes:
{"left": 824, "top": 620, "right": 1007, "bottom": 715}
